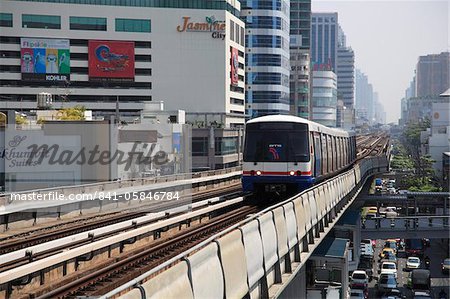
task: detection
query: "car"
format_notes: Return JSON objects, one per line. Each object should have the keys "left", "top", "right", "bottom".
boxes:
{"left": 442, "top": 258, "right": 450, "bottom": 274}
{"left": 361, "top": 238, "right": 375, "bottom": 248}
{"left": 349, "top": 288, "right": 368, "bottom": 299}
{"left": 406, "top": 257, "right": 421, "bottom": 270}
{"left": 379, "top": 254, "right": 398, "bottom": 266}
{"left": 358, "top": 257, "right": 374, "bottom": 280}
{"left": 367, "top": 206, "right": 378, "bottom": 214}
{"left": 380, "top": 262, "right": 397, "bottom": 278}
{"left": 380, "top": 288, "right": 405, "bottom": 299}
{"left": 351, "top": 270, "right": 369, "bottom": 288}
{"left": 384, "top": 239, "right": 398, "bottom": 253}
{"left": 380, "top": 248, "right": 395, "bottom": 259}
{"left": 413, "top": 290, "right": 431, "bottom": 298}
{"left": 360, "top": 242, "right": 374, "bottom": 257}
{"left": 380, "top": 206, "right": 398, "bottom": 216}
{"left": 377, "top": 273, "right": 397, "bottom": 295}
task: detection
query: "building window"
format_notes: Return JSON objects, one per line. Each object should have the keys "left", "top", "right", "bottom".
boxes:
{"left": 0, "top": 13, "right": 13, "bottom": 27}
{"left": 230, "top": 20, "right": 235, "bottom": 42}
{"left": 192, "top": 137, "right": 208, "bottom": 156}
{"left": 116, "top": 18, "right": 151, "bottom": 32}
{"left": 215, "top": 137, "right": 238, "bottom": 155}
{"left": 70, "top": 16, "right": 106, "bottom": 31}
{"left": 22, "top": 14, "right": 60, "bottom": 29}
{"left": 231, "top": 97, "right": 244, "bottom": 105}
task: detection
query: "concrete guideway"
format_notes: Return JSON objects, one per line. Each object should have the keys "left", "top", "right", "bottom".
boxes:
{"left": 101, "top": 156, "right": 389, "bottom": 299}
{"left": 0, "top": 168, "right": 242, "bottom": 215}
{"left": 0, "top": 196, "right": 245, "bottom": 285}
{"left": 361, "top": 216, "right": 450, "bottom": 239}
{"left": 0, "top": 169, "right": 241, "bottom": 232}
{"left": 0, "top": 193, "right": 235, "bottom": 268}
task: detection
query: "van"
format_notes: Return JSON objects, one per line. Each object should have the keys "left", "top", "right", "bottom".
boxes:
{"left": 360, "top": 242, "right": 374, "bottom": 257}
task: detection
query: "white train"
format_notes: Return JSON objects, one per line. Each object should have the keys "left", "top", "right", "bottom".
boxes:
{"left": 242, "top": 115, "right": 357, "bottom": 195}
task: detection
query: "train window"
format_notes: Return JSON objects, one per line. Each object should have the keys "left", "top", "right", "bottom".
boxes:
{"left": 243, "top": 122, "right": 309, "bottom": 162}
{"left": 313, "top": 133, "right": 321, "bottom": 177}
{"left": 327, "top": 135, "right": 332, "bottom": 173}
{"left": 346, "top": 138, "right": 349, "bottom": 164}
{"left": 333, "top": 136, "right": 337, "bottom": 171}
{"left": 321, "top": 133, "right": 327, "bottom": 174}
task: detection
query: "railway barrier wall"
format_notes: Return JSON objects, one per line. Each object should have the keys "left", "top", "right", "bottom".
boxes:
{"left": 103, "top": 156, "right": 388, "bottom": 299}
{"left": 0, "top": 167, "right": 241, "bottom": 231}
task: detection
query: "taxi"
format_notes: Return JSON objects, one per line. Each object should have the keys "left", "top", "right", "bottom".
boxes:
{"left": 379, "top": 248, "right": 395, "bottom": 259}
{"left": 384, "top": 239, "right": 398, "bottom": 254}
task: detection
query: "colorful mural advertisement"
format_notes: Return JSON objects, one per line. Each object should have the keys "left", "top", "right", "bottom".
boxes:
{"left": 88, "top": 40, "right": 135, "bottom": 81}
{"left": 231, "top": 47, "right": 239, "bottom": 86}
{"left": 20, "top": 38, "right": 70, "bottom": 82}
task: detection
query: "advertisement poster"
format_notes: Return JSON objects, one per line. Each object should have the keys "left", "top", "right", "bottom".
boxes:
{"left": 231, "top": 47, "right": 239, "bottom": 86}
{"left": 88, "top": 40, "right": 135, "bottom": 81}
{"left": 20, "top": 38, "right": 70, "bottom": 82}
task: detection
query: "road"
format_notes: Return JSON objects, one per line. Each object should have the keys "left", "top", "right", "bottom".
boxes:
{"left": 366, "top": 238, "right": 450, "bottom": 298}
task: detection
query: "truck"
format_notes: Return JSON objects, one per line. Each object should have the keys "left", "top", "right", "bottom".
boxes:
{"left": 411, "top": 269, "right": 431, "bottom": 291}
{"left": 375, "top": 178, "right": 383, "bottom": 186}
{"left": 405, "top": 239, "right": 424, "bottom": 257}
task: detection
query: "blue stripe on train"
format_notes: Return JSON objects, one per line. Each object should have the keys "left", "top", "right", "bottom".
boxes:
{"left": 242, "top": 175, "right": 316, "bottom": 193}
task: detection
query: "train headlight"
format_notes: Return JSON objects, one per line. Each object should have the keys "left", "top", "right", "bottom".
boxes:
{"left": 289, "top": 171, "right": 295, "bottom": 176}
{"left": 256, "top": 170, "right": 262, "bottom": 176}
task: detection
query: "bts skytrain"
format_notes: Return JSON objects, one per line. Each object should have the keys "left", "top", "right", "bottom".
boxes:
{"left": 242, "top": 115, "right": 357, "bottom": 195}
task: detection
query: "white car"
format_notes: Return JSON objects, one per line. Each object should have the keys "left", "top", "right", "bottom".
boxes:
{"left": 351, "top": 270, "right": 369, "bottom": 288}
{"left": 380, "top": 262, "right": 397, "bottom": 278}
{"left": 406, "top": 257, "right": 421, "bottom": 269}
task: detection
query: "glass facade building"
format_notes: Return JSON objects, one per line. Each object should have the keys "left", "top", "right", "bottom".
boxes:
{"left": 241, "top": 0, "right": 290, "bottom": 118}
{"left": 311, "top": 12, "right": 338, "bottom": 72}
{"left": 290, "top": 0, "right": 311, "bottom": 119}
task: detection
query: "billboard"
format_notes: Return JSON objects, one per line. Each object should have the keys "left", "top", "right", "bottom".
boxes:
{"left": 88, "top": 41, "right": 135, "bottom": 81}
{"left": 231, "top": 47, "right": 239, "bottom": 86}
{"left": 20, "top": 38, "right": 70, "bottom": 82}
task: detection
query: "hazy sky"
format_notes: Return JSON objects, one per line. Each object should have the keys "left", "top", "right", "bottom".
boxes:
{"left": 312, "top": 0, "right": 449, "bottom": 123}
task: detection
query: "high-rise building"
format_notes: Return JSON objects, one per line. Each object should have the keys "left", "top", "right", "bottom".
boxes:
{"left": 289, "top": 0, "right": 311, "bottom": 119}
{"left": 373, "top": 92, "right": 386, "bottom": 125}
{"left": 355, "top": 69, "right": 374, "bottom": 124}
{"left": 241, "top": 0, "right": 290, "bottom": 118}
{"left": 336, "top": 26, "right": 355, "bottom": 109}
{"left": 311, "top": 13, "right": 338, "bottom": 72}
{"left": 416, "top": 52, "right": 450, "bottom": 97}
{"left": 311, "top": 70, "right": 337, "bottom": 127}
{"left": 0, "top": 0, "right": 246, "bottom": 127}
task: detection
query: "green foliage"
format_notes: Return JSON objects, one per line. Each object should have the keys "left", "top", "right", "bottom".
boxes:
{"left": 56, "top": 105, "right": 86, "bottom": 121}
{"left": 394, "top": 119, "right": 441, "bottom": 191}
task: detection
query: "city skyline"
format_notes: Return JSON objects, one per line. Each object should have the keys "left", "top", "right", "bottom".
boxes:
{"left": 312, "top": 0, "right": 448, "bottom": 123}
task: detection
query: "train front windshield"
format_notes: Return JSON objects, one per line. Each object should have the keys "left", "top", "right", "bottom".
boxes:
{"left": 244, "top": 122, "right": 309, "bottom": 162}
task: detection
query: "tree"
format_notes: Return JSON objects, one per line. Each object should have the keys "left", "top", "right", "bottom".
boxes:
{"left": 397, "top": 119, "right": 441, "bottom": 191}
{"left": 56, "top": 105, "right": 85, "bottom": 120}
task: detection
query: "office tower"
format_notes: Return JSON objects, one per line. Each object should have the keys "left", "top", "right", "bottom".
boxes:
{"left": 290, "top": 0, "right": 311, "bottom": 118}
{"left": 241, "top": 0, "right": 290, "bottom": 118}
